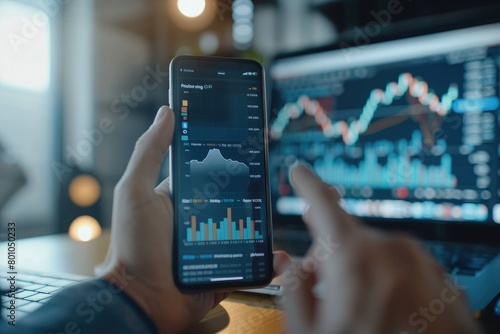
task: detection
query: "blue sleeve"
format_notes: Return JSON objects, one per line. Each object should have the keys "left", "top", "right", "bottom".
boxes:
{"left": 1, "top": 279, "right": 157, "bottom": 334}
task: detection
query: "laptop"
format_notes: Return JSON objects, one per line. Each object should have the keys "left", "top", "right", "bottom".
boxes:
{"left": 268, "top": 22, "right": 500, "bottom": 311}
{"left": 0, "top": 268, "right": 88, "bottom": 321}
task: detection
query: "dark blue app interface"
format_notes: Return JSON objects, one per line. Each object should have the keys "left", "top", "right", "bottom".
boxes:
{"left": 173, "top": 58, "right": 271, "bottom": 286}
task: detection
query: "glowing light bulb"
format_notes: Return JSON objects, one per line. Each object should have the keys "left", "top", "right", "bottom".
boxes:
{"left": 78, "top": 225, "right": 92, "bottom": 241}
{"left": 177, "top": 0, "right": 205, "bottom": 18}
{"left": 69, "top": 216, "right": 102, "bottom": 242}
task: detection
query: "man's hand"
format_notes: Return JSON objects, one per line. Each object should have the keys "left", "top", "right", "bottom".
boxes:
{"left": 96, "top": 106, "right": 287, "bottom": 333}
{"left": 274, "top": 163, "right": 481, "bottom": 334}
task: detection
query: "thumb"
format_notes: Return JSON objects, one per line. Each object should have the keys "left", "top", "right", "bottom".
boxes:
{"left": 122, "top": 106, "right": 175, "bottom": 191}
{"left": 273, "top": 250, "right": 292, "bottom": 277}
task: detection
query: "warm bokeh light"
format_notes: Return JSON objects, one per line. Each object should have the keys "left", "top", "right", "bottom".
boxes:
{"left": 168, "top": 0, "right": 215, "bottom": 31}
{"left": 69, "top": 215, "right": 102, "bottom": 242}
{"left": 177, "top": 0, "right": 205, "bottom": 18}
{"left": 68, "top": 174, "right": 101, "bottom": 207}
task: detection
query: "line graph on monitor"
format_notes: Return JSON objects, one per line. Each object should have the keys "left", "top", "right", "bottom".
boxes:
{"left": 269, "top": 72, "right": 459, "bottom": 145}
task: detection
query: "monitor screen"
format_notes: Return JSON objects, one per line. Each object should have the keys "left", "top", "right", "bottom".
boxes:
{"left": 269, "top": 23, "right": 500, "bottom": 226}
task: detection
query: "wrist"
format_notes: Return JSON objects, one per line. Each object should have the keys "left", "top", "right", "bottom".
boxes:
{"left": 100, "top": 262, "right": 184, "bottom": 334}
{"left": 100, "top": 263, "right": 156, "bottom": 323}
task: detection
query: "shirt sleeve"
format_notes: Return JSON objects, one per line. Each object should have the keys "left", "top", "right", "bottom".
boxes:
{"left": 1, "top": 279, "right": 157, "bottom": 334}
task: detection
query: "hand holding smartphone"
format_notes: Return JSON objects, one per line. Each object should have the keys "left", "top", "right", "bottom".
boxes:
{"left": 169, "top": 56, "right": 273, "bottom": 292}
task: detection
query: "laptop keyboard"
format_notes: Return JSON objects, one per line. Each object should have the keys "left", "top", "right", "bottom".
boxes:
{"left": 274, "top": 230, "right": 499, "bottom": 277}
{"left": 425, "top": 242, "right": 499, "bottom": 276}
{"left": 0, "top": 269, "right": 87, "bottom": 321}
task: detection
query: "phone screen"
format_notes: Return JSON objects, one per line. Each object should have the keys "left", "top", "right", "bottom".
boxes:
{"left": 169, "top": 56, "right": 273, "bottom": 291}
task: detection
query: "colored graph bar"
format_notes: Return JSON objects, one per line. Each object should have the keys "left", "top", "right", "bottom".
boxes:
{"left": 191, "top": 216, "right": 196, "bottom": 242}
{"left": 251, "top": 219, "right": 255, "bottom": 239}
{"left": 227, "top": 208, "right": 232, "bottom": 240}
{"left": 220, "top": 219, "right": 227, "bottom": 240}
{"left": 208, "top": 219, "right": 213, "bottom": 241}
{"left": 245, "top": 217, "right": 250, "bottom": 240}
{"left": 187, "top": 210, "right": 263, "bottom": 242}
{"left": 224, "top": 218, "right": 228, "bottom": 239}
{"left": 239, "top": 219, "right": 244, "bottom": 240}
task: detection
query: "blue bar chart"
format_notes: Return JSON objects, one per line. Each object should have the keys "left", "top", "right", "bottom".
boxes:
{"left": 186, "top": 208, "right": 263, "bottom": 242}
{"left": 313, "top": 130, "right": 457, "bottom": 189}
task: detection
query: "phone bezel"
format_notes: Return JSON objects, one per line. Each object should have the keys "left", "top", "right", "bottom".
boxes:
{"left": 169, "top": 55, "right": 274, "bottom": 292}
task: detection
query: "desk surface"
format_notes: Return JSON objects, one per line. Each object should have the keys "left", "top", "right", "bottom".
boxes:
{"left": 0, "top": 231, "right": 286, "bottom": 334}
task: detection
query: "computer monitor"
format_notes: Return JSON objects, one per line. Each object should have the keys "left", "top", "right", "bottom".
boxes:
{"left": 268, "top": 23, "right": 500, "bottom": 244}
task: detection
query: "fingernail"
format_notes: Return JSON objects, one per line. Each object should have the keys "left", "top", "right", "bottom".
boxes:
{"left": 288, "top": 160, "right": 300, "bottom": 188}
{"left": 288, "top": 160, "right": 315, "bottom": 187}
{"left": 154, "top": 106, "right": 167, "bottom": 123}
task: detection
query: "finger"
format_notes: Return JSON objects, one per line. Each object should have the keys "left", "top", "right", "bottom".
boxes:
{"left": 290, "top": 163, "right": 357, "bottom": 241}
{"left": 273, "top": 250, "right": 292, "bottom": 277}
{"left": 212, "top": 292, "right": 230, "bottom": 308}
{"left": 122, "top": 106, "right": 175, "bottom": 191}
{"left": 280, "top": 261, "right": 318, "bottom": 333}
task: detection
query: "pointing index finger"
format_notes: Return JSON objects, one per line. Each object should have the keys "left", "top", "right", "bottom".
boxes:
{"left": 290, "top": 163, "right": 357, "bottom": 241}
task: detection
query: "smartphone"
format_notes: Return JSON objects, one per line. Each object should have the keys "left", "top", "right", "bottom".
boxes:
{"left": 169, "top": 55, "right": 273, "bottom": 292}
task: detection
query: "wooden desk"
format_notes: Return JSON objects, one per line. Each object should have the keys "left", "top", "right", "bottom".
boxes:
{"left": 0, "top": 231, "right": 286, "bottom": 333}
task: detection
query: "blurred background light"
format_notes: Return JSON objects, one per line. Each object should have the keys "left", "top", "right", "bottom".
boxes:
{"left": 232, "top": 0, "right": 255, "bottom": 50}
{"left": 68, "top": 215, "right": 102, "bottom": 242}
{"left": 168, "top": 0, "right": 215, "bottom": 31}
{"left": 199, "top": 31, "right": 219, "bottom": 55}
{"left": 233, "top": 21, "right": 253, "bottom": 44}
{"left": 177, "top": 0, "right": 206, "bottom": 18}
{"left": 68, "top": 174, "right": 101, "bottom": 207}
{"left": 233, "top": 0, "right": 254, "bottom": 20}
